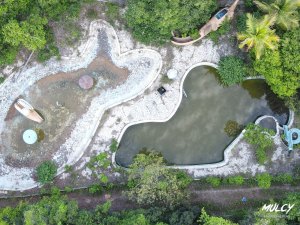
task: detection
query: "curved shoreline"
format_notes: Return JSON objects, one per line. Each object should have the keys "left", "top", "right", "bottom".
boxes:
{"left": 113, "top": 63, "right": 293, "bottom": 170}
{"left": 0, "top": 20, "right": 162, "bottom": 191}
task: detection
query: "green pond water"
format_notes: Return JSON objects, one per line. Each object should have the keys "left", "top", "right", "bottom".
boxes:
{"left": 116, "top": 66, "right": 289, "bottom": 167}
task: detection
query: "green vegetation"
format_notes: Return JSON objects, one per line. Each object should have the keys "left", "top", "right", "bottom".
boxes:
{"left": 198, "top": 208, "right": 238, "bottom": 225}
{"left": 125, "top": 0, "right": 217, "bottom": 44}
{"left": 237, "top": 14, "right": 279, "bottom": 59}
{"left": 273, "top": 173, "right": 293, "bottom": 184}
{"left": 244, "top": 123, "right": 274, "bottom": 164}
{"left": 125, "top": 150, "right": 192, "bottom": 207}
{"left": 105, "top": 3, "right": 120, "bottom": 24}
{"left": 254, "top": 206, "right": 287, "bottom": 225}
{"left": 227, "top": 175, "right": 244, "bottom": 185}
{"left": 254, "top": 28, "right": 300, "bottom": 98}
{"left": 224, "top": 120, "right": 243, "bottom": 137}
{"left": 254, "top": 0, "right": 300, "bottom": 30}
{"left": 256, "top": 173, "right": 272, "bottom": 189}
{"left": 217, "top": 56, "right": 246, "bottom": 86}
{"left": 36, "top": 160, "right": 58, "bottom": 184}
{"left": 286, "top": 192, "right": 300, "bottom": 222}
{"left": 109, "top": 138, "right": 118, "bottom": 152}
{"left": 208, "top": 19, "right": 231, "bottom": 43}
{"left": 0, "top": 0, "right": 90, "bottom": 67}
{"left": 0, "top": 76, "right": 5, "bottom": 84}
{"left": 206, "top": 177, "right": 221, "bottom": 188}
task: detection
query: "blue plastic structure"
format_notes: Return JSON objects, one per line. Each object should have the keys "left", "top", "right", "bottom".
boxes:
{"left": 283, "top": 125, "right": 300, "bottom": 151}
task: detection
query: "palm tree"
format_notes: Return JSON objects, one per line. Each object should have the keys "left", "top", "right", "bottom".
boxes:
{"left": 254, "top": 0, "right": 300, "bottom": 30}
{"left": 237, "top": 14, "right": 280, "bottom": 59}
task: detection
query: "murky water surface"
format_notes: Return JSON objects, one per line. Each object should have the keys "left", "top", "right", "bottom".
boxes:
{"left": 116, "top": 66, "right": 288, "bottom": 166}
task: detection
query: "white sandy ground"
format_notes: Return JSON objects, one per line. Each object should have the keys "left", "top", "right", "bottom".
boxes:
{"left": 0, "top": 20, "right": 162, "bottom": 190}
{"left": 0, "top": 20, "right": 298, "bottom": 192}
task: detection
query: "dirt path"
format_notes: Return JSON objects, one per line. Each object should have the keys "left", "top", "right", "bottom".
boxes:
{"left": 0, "top": 185, "right": 299, "bottom": 211}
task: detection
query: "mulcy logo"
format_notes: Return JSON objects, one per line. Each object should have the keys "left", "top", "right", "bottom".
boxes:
{"left": 262, "top": 203, "right": 295, "bottom": 214}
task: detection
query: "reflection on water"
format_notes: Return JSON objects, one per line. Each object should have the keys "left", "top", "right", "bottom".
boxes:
{"left": 116, "top": 66, "right": 289, "bottom": 167}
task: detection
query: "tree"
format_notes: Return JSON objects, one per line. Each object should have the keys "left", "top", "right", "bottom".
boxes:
{"left": 23, "top": 191, "right": 79, "bottom": 225}
{"left": 237, "top": 14, "right": 280, "bottom": 59}
{"left": 125, "top": 150, "right": 192, "bottom": 207}
{"left": 254, "top": 0, "right": 300, "bottom": 30}
{"left": 254, "top": 206, "right": 287, "bottom": 225}
{"left": 285, "top": 193, "right": 300, "bottom": 222}
{"left": 125, "top": 0, "right": 217, "bottom": 44}
{"left": 256, "top": 173, "right": 272, "bottom": 189}
{"left": 36, "top": 160, "right": 58, "bottom": 184}
{"left": 198, "top": 208, "right": 238, "bottom": 225}
{"left": 254, "top": 28, "right": 300, "bottom": 98}
{"left": 244, "top": 123, "right": 274, "bottom": 164}
{"left": 2, "top": 15, "right": 48, "bottom": 51}
{"left": 217, "top": 56, "right": 246, "bottom": 86}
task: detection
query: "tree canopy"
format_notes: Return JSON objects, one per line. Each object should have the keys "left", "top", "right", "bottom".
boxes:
{"left": 237, "top": 14, "right": 280, "bottom": 59}
{"left": 254, "top": 0, "right": 300, "bottom": 30}
{"left": 125, "top": 150, "right": 192, "bottom": 207}
{"left": 0, "top": 0, "right": 86, "bottom": 66}
{"left": 254, "top": 28, "right": 300, "bottom": 98}
{"left": 125, "top": 0, "right": 217, "bottom": 44}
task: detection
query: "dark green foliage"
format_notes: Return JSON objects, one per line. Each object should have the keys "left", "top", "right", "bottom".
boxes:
{"left": 227, "top": 175, "right": 244, "bottom": 185}
{"left": 198, "top": 208, "right": 238, "bottom": 225}
{"left": 273, "top": 173, "right": 293, "bottom": 184}
{"left": 88, "top": 184, "right": 103, "bottom": 194}
{"left": 224, "top": 120, "right": 243, "bottom": 137}
{"left": 0, "top": 76, "right": 5, "bottom": 84}
{"left": 0, "top": 0, "right": 87, "bottom": 66}
{"left": 256, "top": 173, "right": 272, "bottom": 189}
{"left": 218, "top": 56, "right": 246, "bottom": 86}
{"left": 106, "top": 3, "right": 120, "bottom": 24}
{"left": 109, "top": 138, "right": 118, "bottom": 152}
{"left": 254, "top": 28, "right": 300, "bottom": 98}
{"left": 285, "top": 192, "right": 300, "bottom": 222}
{"left": 190, "top": 28, "right": 200, "bottom": 40}
{"left": 36, "top": 160, "right": 58, "bottom": 184}
{"left": 37, "top": 27, "right": 60, "bottom": 62}
{"left": 125, "top": 0, "right": 217, "bottom": 44}
{"left": 244, "top": 123, "right": 275, "bottom": 164}
{"left": 0, "top": 45, "right": 18, "bottom": 66}
{"left": 126, "top": 150, "right": 192, "bottom": 207}
{"left": 237, "top": 14, "right": 247, "bottom": 32}
{"left": 208, "top": 19, "right": 231, "bottom": 43}
{"left": 206, "top": 177, "right": 221, "bottom": 188}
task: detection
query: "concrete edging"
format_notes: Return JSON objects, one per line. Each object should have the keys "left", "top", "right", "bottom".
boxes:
{"left": 113, "top": 63, "right": 293, "bottom": 170}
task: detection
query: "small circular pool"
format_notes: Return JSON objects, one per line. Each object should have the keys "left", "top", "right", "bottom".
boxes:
{"left": 116, "top": 66, "right": 289, "bottom": 167}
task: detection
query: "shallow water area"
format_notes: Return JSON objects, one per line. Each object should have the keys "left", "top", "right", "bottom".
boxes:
{"left": 116, "top": 66, "right": 289, "bottom": 167}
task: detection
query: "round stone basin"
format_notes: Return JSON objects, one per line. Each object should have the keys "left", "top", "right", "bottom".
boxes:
{"left": 116, "top": 66, "right": 289, "bottom": 167}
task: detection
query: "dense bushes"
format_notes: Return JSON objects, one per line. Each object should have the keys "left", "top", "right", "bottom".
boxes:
{"left": 36, "top": 160, "right": 58, "bottom": 184}
{"left": 254, "top": 28, "right": 300, "bottom": 98}
{"left": 217, "top": 56, "right": 246, "bottom": 86}
{"left": 0, "top": 0, "right": 89, "bottom": 67}
{"left": 126, "top": 150, "right": 192, "bottom": 207}
{"left": 244, "top": 123, "right": 274, "bottom": 164}
{"left": 125, "top": 0, "right": 217, "bottom": 44}
{"left": 256, "top": 173, "right": 272, "bottom": 189}
{"left": 227, "top": 175, "right": 244, "bottom": 185}
{"left": 206, "top": 177, "right": 221, "bottom": 188}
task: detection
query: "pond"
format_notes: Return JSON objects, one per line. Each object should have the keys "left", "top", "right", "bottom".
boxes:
{"left": 116, "top": 66, "right": 289, "bottom": 167}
